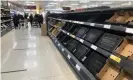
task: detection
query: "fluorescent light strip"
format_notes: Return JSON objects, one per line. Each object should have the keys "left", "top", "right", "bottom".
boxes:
{"left": 71, "top": 4, "right": 79, "bottom": 5}
{"left": 49, "top": 3, "right": 58, "bottom": 4}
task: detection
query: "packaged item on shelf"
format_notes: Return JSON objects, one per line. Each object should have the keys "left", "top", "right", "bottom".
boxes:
{"left": 97, "top": 61, "right": 120, "bottom": 80}
{"left": 56, "top": 21, "right": 66, "bottom": 27}
{"left": 65, "top": 39, "right": 79, "bottom": 52}
{"left": 73, "top": 27, "right": 88, "bottom": 38}
{"left": 115, "top": 37, "right": 133, "bottom": 57}
{"left": 84, "top": 29, "right": 104, "bottom": 43}
{"left": 73, "top": 44, "right": 91, "bottom": 60}
{"left": 96, "top": 33, "right": 123, "bottom": 52}
{"left": 51, "top": 29, "right": 60, "bottom": 37}
{"left": 83, "top": 51, "right": 107, "bottom": 75}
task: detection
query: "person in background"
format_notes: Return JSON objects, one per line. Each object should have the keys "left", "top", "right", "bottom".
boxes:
{"left": 29, "top": 14, "right": 33, "bottom": 26}
{"left": 38, "top": 14, "right": 43, "bottom": 28}
{"left": 24, "top": 13, "right": 28, "bottom": 28}
{"left": 34, "top": 13, "right": 40, "bottom": 27}
{"left": 13, "top": 14, "right": 19, "bottom": 29}
{"left": 18, "top": 14, "right": 24, "bottom": 29}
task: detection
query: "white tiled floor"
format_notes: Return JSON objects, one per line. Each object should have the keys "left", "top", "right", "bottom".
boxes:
{"left": 1, "top": 26, "right": 78, "bottom": 80}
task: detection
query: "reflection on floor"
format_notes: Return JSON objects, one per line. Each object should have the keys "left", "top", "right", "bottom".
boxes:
{"left": 1, "top": 27, "right": 77, "bottom": 80}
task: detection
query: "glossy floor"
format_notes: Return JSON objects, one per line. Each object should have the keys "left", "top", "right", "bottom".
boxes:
{"left": 1, "top": 27, "right": 78, "bottom": 80}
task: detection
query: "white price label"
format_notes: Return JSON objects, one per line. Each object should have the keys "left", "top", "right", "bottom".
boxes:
{"left": 67, "top": 54, "right": 71, "bottom": 59}
{"left": 62, "top": 48, "right": 64, "bottom": 52}
{"left": 75, "top": 64, "right": 80, "bottom": 71}
{"left": 91, "top": 45, "right": 97, "bottom": 50}
{"left": 67, "top": 33, "right": 69, "bottom": 35}
{"left": 126, "top": 28, "right": 133, "bottom": 34}
{"left": 79, "top": 22, "right": 84, "bottom": 24}
{"left": 104, "top": 25, "right": 111, "bottom": 29}
{"left": 55, "top": 40, "right": 57, "bottom": 43}
{"left": 58, "top": 44, "right": 60, "bottom": 46}
{"left": 79, "top": 39, "right": 84, "bottom": 43}
{"left": 82, "top": 56, "right": 87, "bottom": 61}
{"left": 62, "top": 30, "right": 65, "bottom": 33}
{"left": 90, "top": 23, "right": 95, "bottom": 26}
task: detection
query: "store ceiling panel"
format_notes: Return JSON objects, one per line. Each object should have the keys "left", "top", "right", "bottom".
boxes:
{"left": 8, "top": 1, "right": 133, "bottom": 11}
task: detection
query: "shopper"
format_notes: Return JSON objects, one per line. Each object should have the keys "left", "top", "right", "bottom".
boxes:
{"left": 24, "top": 13, "right": 28, "bottom": 28}
{"left": 38, "top": 14, "right": 43, "bottom": 28}
{"left": 29, "top": 14, "right": 33, "bottom": 26}
{"left": 34, "top": 13, "right": 40, "bottom": 27}
{"left": 13, "top": 14, "right": 19, "bottom": 29}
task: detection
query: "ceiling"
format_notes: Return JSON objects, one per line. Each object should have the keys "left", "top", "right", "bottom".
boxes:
{"left": 9, "top": 0, "right": 133, "bottom": 11}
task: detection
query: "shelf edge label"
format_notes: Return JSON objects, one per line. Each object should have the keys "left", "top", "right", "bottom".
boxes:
{"left": 104, "top": 25, "right": 111, "bottom": 29}
{"left": 75, "top": 64, "right": 80, "bottom": 71}
{"left": 79, "top": 39, "right": 84, "bottom": 43}
{"left": 90, "top": 23, "right": 95, "bottom": 26}
{"left": 91, "top": 45, "right": 97, "bottom": 50}
{"left": 126, "top": 28, "right": 133, "bottom": 34}
{"left": 67, "top": 54, "right": 71, "bottom": 59}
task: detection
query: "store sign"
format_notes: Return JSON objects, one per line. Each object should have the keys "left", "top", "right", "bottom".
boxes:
{"left": 25, "top": 6, "right": 36, "bottom": 9}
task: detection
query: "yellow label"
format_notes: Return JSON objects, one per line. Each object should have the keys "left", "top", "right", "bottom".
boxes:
{"left": 110, "top": 55, "right": 121, "bottom": 63}
{"left": 71, "top": 34, "right": 75, "bottom": 38}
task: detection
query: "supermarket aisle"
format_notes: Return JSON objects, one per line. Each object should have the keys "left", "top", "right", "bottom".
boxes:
{"left": 1, "top": 27, "right": 77, "bottom": 80}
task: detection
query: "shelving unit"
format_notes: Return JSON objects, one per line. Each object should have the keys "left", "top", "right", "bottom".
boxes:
{"left": 46, "top": 7, "right": 133, "bottom": 80}
{"left": 1, "top": 1, "right": 14, "bottom": 37}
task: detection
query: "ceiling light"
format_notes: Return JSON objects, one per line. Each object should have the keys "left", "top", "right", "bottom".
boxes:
{"left": 45, "top": 4, "right": 54, "bottom": 7}
{"left": 102, "top": 2, "right": 112, "bottom": 4}
{"left": 49, "top": 3, "right": 58, "bottom": 4}
{"left": 26, "top": 1, "right": 34, "bottom": 4}
{"left": 71, "top": 4, "right": 79, "bottom": 6}
{"left": 80, "top": 0, "right": 90, "bottom": 3}
{"left": 121, "top": 2, "right": 132, "bottom": 5}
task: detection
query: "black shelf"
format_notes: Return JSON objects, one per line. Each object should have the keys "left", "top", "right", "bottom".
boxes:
{"left": 50, "top": 7, "right": 133, "bottom": 15}
{"left": 1, "top": 19, "right": 12, "bottom": 23}
{"left": 1, "top": 27, "right": 13, "bottom": 37}
{"left": 48, "top": 23, "right": 133, "bottom": 77}
{"left": 46, "top": 7, "right": 133, "bottom": 80}
{"left": 48, "top": 17, "right": 133, "bottom": 35}
{"left": 49, "top": 32, "right": 96, "bottom": 80}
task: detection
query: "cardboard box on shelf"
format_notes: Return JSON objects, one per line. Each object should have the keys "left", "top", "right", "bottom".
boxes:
{"left": 115, "top": 38, "right": 133, "bottom": 57}
{"left": 41, "top": 24, "right": 47, "bottom": 36}
{"left": 97, "top": 61, "right": 120, "bottom": 80}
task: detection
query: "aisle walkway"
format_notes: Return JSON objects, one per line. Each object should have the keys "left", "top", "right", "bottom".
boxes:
{"left": 1, "top": 27, "right": 77, "bottom": 80}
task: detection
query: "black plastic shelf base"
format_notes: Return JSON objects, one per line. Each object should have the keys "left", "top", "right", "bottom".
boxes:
{"left": 48, "top": 33, "right": 96, "bottom": 80}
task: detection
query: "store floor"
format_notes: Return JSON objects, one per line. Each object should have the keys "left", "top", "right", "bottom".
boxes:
{"left": 1, "top": 26, "right": 77, "bottom": 80}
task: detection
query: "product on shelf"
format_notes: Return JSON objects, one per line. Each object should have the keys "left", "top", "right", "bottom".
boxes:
{"left": 73, "top": 44, "right": 91, "bottom": 60}
{"left": 97, "top": 61, "right": 120, "bottom": 80}
{"left": 84, "top": 29, "right": 104, "bottom": 43}
{"left": 96, "top": 33, "right": 123, "bottom": 52}
{"left": 51, "top": 28, "right": 60, "bottom": 37}
{"left": 73, "top": 27, "right": 88, "bottom": 38}
{"left": 83, "top": 51, "right": 107, "bottom": 75}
